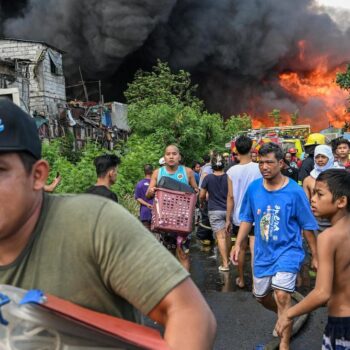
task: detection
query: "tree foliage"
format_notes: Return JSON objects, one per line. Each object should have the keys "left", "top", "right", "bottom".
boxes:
{"left": 224, "top": 113, "right": 252, "bottom": 139}
{"left": 117, "top": 61, "right": 228, "bottom": 193}
{"left": 336, "top": 65, "right": 350, "bottom": 113}
{"left": 291, "top": 110, "right": 299, "bottom": 126}
{"left": 43, "top": 61, "right": 255, "bottom": 199}
{"left": 336, "top": 65, "right": 350, "bottom": 91}
{"left": 125, "top": 60, "right": 203, "bottom": 111}
{"left": 269, "top": 109, "right": 281, "bottom": 127}
{"left": 42, "top": 138, "right": 112, "bottom": 194}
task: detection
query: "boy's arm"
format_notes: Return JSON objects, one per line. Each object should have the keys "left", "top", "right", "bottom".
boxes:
{"left": 199, "top": 188, "right": 207, "bottom": 207}
{"left": 146, "top": 170, "right": 159, "bottom": 198}
{"left": 186, "top": 167, "right": 199, "bottom": 192}
{"left": 136, "top": 198, "right": 153, "bottom": 209}
{"left": 302, "top": 176, "right": 311, "bottom": 201}
{"left": 44, "top": 175, "right": 61, "bottom": 193}
{"left": 276, "top": 230, "right": 335, "bottom": 336}
{"left": 303, "top": 229, "right": 318, "bottom": 270}
{"left": 226, "top": 177, "right": 234, "bottom": 233}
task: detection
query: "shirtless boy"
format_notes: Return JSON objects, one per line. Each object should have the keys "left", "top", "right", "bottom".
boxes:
{"left": 276, "top": 169, "right": 350, "bottom": 350}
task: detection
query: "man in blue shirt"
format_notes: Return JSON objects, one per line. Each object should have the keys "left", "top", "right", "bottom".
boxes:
{"left": 231, "top": 142, "right": 318, "bottom": 350}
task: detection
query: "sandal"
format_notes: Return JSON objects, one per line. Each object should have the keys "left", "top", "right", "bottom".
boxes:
{"left": 218, "top": 265, "right": 230, "bottom": 272}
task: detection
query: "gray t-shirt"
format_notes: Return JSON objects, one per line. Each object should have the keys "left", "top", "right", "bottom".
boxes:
{"left": 0, "top": 193, "right": 189, "bottom": 322}
{"left": 227, "top": 162, "right": 262, "bottom": 226}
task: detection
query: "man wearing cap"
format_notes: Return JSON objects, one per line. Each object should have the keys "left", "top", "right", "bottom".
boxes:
{"left": 0, "top": 99, "right": 216, "bottom": 350}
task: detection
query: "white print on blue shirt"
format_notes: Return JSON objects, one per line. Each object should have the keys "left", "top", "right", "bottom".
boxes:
{"left": 259, "top": 205, "right": 280, "bottom": 242}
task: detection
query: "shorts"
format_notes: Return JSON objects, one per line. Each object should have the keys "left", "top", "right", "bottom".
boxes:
{"left": 253, "top": 272, "right": 297, "bottom": 298}
{"left": 231, "top": 224, "right": 255, "bottom": 237}
{"left": 322, "top": 316, "right": 350, "bottom": 350}
{"left": 208, "top": 210, "right": 226, "bottom": 233}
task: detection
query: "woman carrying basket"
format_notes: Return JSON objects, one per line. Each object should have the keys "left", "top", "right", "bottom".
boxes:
{"left": 147, "top": 144, "right": 198, "bottom": 271}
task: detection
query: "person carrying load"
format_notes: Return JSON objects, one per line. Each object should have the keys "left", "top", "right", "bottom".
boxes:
{"left": 147, "top": 144, "right": 198, "bottom": 271}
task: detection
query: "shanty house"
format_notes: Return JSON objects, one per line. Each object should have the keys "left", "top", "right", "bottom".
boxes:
{"left": 0, "top": 38, "right": 66, "bottom": 116}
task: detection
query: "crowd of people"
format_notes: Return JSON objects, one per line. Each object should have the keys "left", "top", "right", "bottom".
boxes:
{"left": 132, "top": 133, "right": 350, "bottom": 350}
{"left": 1, "top": 97, "right": 350, "bottom": 349}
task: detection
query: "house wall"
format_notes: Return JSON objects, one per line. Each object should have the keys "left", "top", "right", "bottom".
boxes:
{"left": 0, "top": 39, "right": 66, "bottom": 116}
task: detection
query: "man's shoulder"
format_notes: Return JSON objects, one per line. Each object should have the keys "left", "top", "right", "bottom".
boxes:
{"left": 49, "top": 192, "right": 117, "bottom": 209}
{"left": 201, "top": 164, "right": 212, "bottom": 173}
{"left": 227, "top": 162, "right": 259, "bottom": 174}
{"left": 246, "top": 177, "right": 263, "bottom": 191}
{"left": 45, "top": 194, "right": 127, "bottom": 239}
{"left": 86, "top": 185, "right": 115, "bottom": 197}
{"left": 184, "top": 166, "right": 193, "bottom": 174}
{"left": 286, "top": 178, "right": 305, "bottom": 194}
{"left": 136, "top": 178, "right": 147, "bottom": 187}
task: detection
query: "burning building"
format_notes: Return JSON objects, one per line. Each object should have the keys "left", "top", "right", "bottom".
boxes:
{"left": 1, "top": 0, "right": 350, "bottom": 130}
{"left": 0, "top": 38, "right": 66, "bottom": 115}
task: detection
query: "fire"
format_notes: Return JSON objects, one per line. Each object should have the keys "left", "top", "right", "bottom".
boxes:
{"left": 279, "top": 63, "right": 348, "bottom": 129}
{"left": 250, "top": 40, "right": 349, "bottom": 131}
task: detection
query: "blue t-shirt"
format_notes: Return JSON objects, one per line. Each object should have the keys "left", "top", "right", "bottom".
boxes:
{"left": 193, "top": 171, "right": 200, "bottom": 185}
{"left": 157, "top": 165, "right": 188, "bottom": 185}
{"left": 239, "top": 178, "right": 318, "bottom": 277}
{"left": 201, "top": 174, "right": 228, "bottom": 211}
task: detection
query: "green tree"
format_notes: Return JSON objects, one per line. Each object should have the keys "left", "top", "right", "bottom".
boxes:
{"left": 42, "top": 61, "right": 254, "bottom": 199}
{"left": 336, "top": 65, "right": 350, "bottom": 112}
{"left": 336, "top": 64, "right": 350, "bottom": 90}
{"left": 117, "top": 102, "right": 225, "bottom": 195}
{"left": 116, "top": 61, "right": 229, "bottom": 194}
{"left": 224, "top": 113, "right": 252, "bottom": 140}
{"left": 291, "top": 110, "right": 299, "bottom": 126}
{"left": 269, "top": 109, "right": 281, "bottom": 127}
{"left": 125, "top": 60, "right": 203, "bottom": 112}
{"left": 42, "top": 139, "right": 112, "bottom": 194}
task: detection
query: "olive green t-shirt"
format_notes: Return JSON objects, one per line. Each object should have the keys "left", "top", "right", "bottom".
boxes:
{"left": 0, "top": 193, "right": 189, "bottom": 322}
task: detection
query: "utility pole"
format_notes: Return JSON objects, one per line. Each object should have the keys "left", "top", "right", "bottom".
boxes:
{"left": 79, "top": 66, "right": 89, "bottom": 102}
{"left": 98, "top": 80, "right": 102, "bottom": 104}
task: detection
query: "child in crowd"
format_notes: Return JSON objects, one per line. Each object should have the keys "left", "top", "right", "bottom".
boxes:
{"left": 276, "top": 169, "right": 350, "bottom": 350}
{"left": 334, "top": 138, "right": 350, "bottom": 170}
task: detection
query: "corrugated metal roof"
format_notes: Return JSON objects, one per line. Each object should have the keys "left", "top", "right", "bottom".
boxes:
{"left": 0, "top": 38, "right": 65, "bottom": 54}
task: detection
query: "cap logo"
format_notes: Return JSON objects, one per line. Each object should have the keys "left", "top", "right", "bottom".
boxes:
{"left": 0, "top": 119, "right": 4, "bottom": 133}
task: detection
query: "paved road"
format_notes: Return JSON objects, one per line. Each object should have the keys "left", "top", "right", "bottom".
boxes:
{"left": 190, "top": 239, "right": 327, "bottom": 350}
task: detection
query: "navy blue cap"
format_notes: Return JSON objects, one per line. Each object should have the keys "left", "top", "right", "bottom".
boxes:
{"left": 0, "top": 98, "right": 41, "bottom": 159}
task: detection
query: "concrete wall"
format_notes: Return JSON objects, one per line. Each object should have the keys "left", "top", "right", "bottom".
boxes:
{"left": 0, "top": 39, "right": 66, "bottom": 116}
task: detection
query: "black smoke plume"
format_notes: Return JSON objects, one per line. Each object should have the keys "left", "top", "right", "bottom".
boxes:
{"left": 2, "top": 0, "right": 350, "bottom": 127}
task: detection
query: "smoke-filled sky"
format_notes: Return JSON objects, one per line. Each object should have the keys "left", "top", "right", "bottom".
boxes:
{"left": 1, "top": 0, "right": 350, "bottom": 126}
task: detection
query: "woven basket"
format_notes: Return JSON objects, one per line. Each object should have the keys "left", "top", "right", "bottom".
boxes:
{"left": 151, "top": 188, "right": 196, "bottom": 235}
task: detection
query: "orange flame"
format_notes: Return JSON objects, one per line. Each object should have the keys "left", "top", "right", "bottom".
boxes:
{"left": 250, "top": 41, "right": 349, "bottom": 131}
{"left": 279, "top": 66, "right": 348, "bottom": 129}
